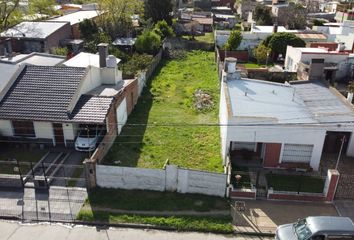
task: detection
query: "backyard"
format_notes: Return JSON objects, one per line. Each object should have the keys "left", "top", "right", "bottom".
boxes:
{"left": 104, "top": 50, "right": 222, "bottom": 172}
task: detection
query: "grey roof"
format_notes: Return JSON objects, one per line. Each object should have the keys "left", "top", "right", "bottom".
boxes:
{"left": 0, "top": 65, "right": 109, "bottom": 123}
{"left": 69, "top": 95, "right": 113, "bottom": 123}
{"left": 307, "top": 216, "right": 354, "bottom": 235}
{"left": 0, "top": 21, "right": 68, "bottom": 39}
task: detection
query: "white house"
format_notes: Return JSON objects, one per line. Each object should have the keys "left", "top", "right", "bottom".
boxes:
{"left": 220, "top": 58, "right": 354, "bottom": 171}
{"left": 0, "top": 44, "right": 129, "bottom": 147}
{"left": 285, "top": 46, "right": 354, "bottom": 82}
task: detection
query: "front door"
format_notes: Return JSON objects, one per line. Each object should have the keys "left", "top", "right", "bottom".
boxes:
{"left": 53, "top": 123, "right": 64, "bottom": 145}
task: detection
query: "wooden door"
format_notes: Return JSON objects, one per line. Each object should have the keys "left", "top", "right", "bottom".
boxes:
{"left": 53, "top": 123, "right": 64, "bottom": 145}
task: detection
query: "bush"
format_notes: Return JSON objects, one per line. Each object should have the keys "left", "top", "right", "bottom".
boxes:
{"left": 122, "top": 53, "right": 154, "bottom": 78}
{"left": 253, "top": 44, "right": 270, "bottom": 64}
{"left": 225, "top": 30, "right": 242, "bottom": 51}
{"left": 51, "top": 47, "right": 68, "bottom": 56}
{"left": 83, "top": 32, "right": 112, "bottom": 53}
{"left": 153, "top": 20, "right": 174, "bottom": 39}
{"left": 135, "top": 30, "right": 161, "bottom": 54}
{"left": 79, "top": 19, "right": 99, "bottom": 40}
{"left": 109, "top": 46, "right": 129, "bottom": 63}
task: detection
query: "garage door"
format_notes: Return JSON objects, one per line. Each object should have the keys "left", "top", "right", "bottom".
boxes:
{"left": 116, "top": 98, "right": 127, "bottom": 134}
{"left": 282, "top": 144, "right": 313, "bottom": 163}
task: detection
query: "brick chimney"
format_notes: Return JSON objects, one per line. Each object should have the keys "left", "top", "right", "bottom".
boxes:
{"left": 97, "top": 43, "right": 108, "bottom": 68}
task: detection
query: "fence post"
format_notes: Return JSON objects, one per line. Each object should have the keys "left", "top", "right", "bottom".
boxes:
{"left": 83, "top": 159, "right": 97, "bottom": 190}
{"left": 324, "top": 169, "right": 340, "bottom": 202}
{"left": 165, "top": 165, "right": 178, "bottom": 192}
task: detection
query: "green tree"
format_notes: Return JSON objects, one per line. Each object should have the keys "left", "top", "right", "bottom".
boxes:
{"left": 135, "top": 30, "right": 161, "bottom": 54}
{"left": 51, "top": 47, "right": 68, "bottom": 56}
{"left": 0, "top": 0, "right": 22, "bottom": 31}
{"left": 145, "top": 0, "right": 173, "bottom": 25}
{"left": 263, "top": 32, "right": 306, "bottom": 59}
{"left": 225, "top": 30, "right": 242, "bottom": 51}
{"left": 153, "top": 20, "right": 174, "bottom": 39}
{"left": 283, "top": 3, "right": 306, "bottom": 30}
{"left": 29, "top": 0, "right": 57, "bottom": 16}
{"left": 253, "top": 44, "right": 270, "bottom": 64}
{"left": 79, "top": 19, "right": 99, "bottom": 40}
{"left": 83, "top": 32, "right": 112, "bottom": 53}
{"left": 253, "top": 4, "right": 273, "bottom": 25}
{"left": 97, "top": 0, "right": 144, "bottom": 38}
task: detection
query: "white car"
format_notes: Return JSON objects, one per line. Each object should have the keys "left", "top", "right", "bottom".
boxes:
{"left": 75, "top": 127, "right": 102, "bottom": 152}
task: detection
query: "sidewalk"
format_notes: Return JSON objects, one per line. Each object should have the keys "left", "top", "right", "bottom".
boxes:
{"left": 231, "top": 200, "right": 338, "bottom": 234}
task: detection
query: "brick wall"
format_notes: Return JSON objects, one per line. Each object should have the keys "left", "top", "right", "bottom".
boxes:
{"left": 218, "top": 49, "right": 249, "bottom": 62}
{"left": 263, "top": 143, "right": 281, "bottom": 168}
{"left": 310, "top": 42, "right": 339, "bottom": 51}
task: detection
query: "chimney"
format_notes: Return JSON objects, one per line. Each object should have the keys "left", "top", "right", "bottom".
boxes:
{"left": 100, "top": 55, "right": 122, "bottom": 85}
{"left": 308, "top": 58, "right": 325, "bottom": 80}
{"left": 97, "top": 43, "right": 109, "bottom": 68}
{"left": 273, "top": 23, "right": 278, "bottom": 33}
{"left": 224, "top": 57, "right": 241, "bottom": 81}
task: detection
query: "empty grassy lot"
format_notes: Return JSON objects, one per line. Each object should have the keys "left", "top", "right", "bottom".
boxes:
{"left": 104, "top": 51, "right": 222, "bottom": 172}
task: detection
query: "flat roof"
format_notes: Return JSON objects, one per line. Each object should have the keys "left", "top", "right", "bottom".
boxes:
{"left": 0, "top": 21, "right": 68, "bottom": 39}
{"left": 48, "top": 10, "right": 101, "bottom": 25}
{"left": 63, "top": 52, "right": 121, "bottom": 68}
{"left": 296, "top": 47, "right": 329, "bottom": 53}
{"left": 251, "top": 25, "right": 299, "bottom": 33}
{"left": 226, "top": 78, "right": 354, "bottom": 124}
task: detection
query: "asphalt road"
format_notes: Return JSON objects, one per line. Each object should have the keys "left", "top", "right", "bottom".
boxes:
{"left": 0, "top": 221, "right": 273, "bottom": 240}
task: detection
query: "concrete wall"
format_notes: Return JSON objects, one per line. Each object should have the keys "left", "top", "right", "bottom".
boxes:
{"left": 62, "top": 123, "right": 77, "bottom": 141}
{"left": 96, "top": 164, "right": 227, "bottom": 197}
{"left": 0, "top": 120, "right": 13, "bottom": 136}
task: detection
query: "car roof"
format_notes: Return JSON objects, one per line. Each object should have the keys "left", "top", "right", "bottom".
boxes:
{"left": 306, "top": 216, "right": 354, "bottom": 235}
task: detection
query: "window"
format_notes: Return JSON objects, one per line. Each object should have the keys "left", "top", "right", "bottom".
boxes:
{"left": 282, "top": 144, "right": 313, "bottom": 163}
{"left": 294, "top": 219, "right": 312, "bottom": 240}
{"left": 12, "top": 121, "right": 35, "bottom": 137}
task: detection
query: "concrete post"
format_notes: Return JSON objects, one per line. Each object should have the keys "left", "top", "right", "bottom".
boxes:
{"left": 324, "top": 169, "right": 340, "bottom": 202}
{"left": 165, "top": 165, "right": 178, "bottom": 192}
{"left": 83, "top": 158, "right": 97, "bottom": 190}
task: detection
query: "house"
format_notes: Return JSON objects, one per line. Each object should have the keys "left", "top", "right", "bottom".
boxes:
{"left": 220, "top": 57, "right": 354, "bottom": 171}
{"left": 236, "top": 0, "right": 257, "bottom": 20}
{"left": 294, "top": 32, "right": 328, "bottom": 45}
{"left": 0, "top": 52, "right": 66, "bottom": 94}
{"left": 0, "top": 21, "right": 72, "bottom": 53}
{"left": 191, "top": 17, "right": 213, "bottom": 32}
{"left": 285, "top": 46, "right": 354, "bottom": 83}
{"left": 0, "top": 44, "right": 137, "bottom": 147}
{"left": 47, "top": 10, "right": 102, "bottom": 39}
{"left": 214, "top": 14, "right": 236, "bottom": 29}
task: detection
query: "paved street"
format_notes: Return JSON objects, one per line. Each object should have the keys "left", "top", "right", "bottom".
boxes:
{"left": 0, "top": 187, "right": 87, "bottom": 221}
{"left": 335, "top": 200, "right": 354, "bottom": 221}
{"left": 0, "top": 221, "right": 272, "bottom": 240}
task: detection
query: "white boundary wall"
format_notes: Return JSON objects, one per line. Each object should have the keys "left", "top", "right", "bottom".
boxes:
{"left": 96, "top": 165, "right": 227, "bottom": 197}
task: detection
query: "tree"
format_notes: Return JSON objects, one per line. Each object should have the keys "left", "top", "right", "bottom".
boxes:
{"left": 225, "top": 30, "right": 242, "bottom": 51}
{"left": 29, "top": 0, "right": 57, "bottom": 16}
{"left": 253, "top": 4, "right": 273, "bottom": 25}
{"left": 145, "top": 0, "right": 173, "bottom": 25}
{"left": 79, "top": 19, "right": 99, "bottom": 40}
{"left": 263, "top": 32, "right": 306, "bottom": 59}
{"left": 282, "top": 3, "right": 306, "bottom": 30}
{"left": 0, "top": 0, "right": 22, "bottom": 31}
{"left": 253, "top": 44, "right": 270, "bottom": 64}
{"left": 153, "top": 20, "right": 174, "bottom": 39}
{"left": 51, "top": 47, "right": 68, "bottom": 56}
{"left": 97, "top": 0, "right": 144, "bottom": 38}
{"left": 135, "top": 30, "right": 161, "bottom": 54}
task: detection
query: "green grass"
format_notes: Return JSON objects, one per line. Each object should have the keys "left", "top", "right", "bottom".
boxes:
{"left": 104, "top": 51, "right": 222, "bottom": 172}
{"left": 0, "top": 149, "right": 47, "bottom": 175}
{"left": 84, "top": 188, "right": 230, "bottom": 212}
{"left": 266, "top": 174, "right": 325, "bottom": 193}
{"left": 243, "top": 63, "right": 274, "bottom": 69}
{"left": 182, "top": 32, "right": 215, "bottom": 44}
{"left": 77, "top": 210, "right": 234, "bottom": 233}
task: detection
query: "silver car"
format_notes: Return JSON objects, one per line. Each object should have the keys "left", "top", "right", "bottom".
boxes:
{"left": 275, "top": 216, "right": 354, "bottom": 240}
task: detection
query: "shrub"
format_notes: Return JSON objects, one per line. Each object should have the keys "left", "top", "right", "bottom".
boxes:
{"left": 135, "top": 30, "right": 161, "bottom": 54}
{"left": 253, "top": 44, "right": 270, "bottom": 64}
{"left": 51, "top": 47, "right": 68, "bottom": 56}
{"left": 225, "top": 30, "right": 242, "bottom": 51}
{"left": 153, "top": 20, "right": 175, "bottom": 39}
{"left": 122, "top": 53, "right": 154, "bottom": 78}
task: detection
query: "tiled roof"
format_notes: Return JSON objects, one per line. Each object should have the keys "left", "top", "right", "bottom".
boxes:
{"left": 0, "top": 65, "right": 88, "bottom": 122}
{"left": 69, "top": 95, "right": 113, "bottom": 123}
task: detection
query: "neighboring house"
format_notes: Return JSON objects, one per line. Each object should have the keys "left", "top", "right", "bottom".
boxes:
{"left": 220, "top": 57, "right": 354, "bottom": 171}
{"left": 0, "top": 21, "right": 72, "bottom": 53}
{"left": 47, "top": 10, "right": 102, "bottom": 39}
{"left": 0, "top": 44, "right": 137, "bottom": 147}
{"left": 215, "top": 25, "right": 298, "bottom": 51}
{"left": 212, "top": 0, "right": 236, "bottom": 10}
{"left": 294, "top": 32, "right": 327, "bottom": 45}
{"left": 191, "top": 17, "right": 213, "bottom": 32}
{"left": 236, "top": 0, "right": 257, "bottom": 20}
{"left": 285, "top": 46, "right": 354, "bottom": 83}
{"left": 214, "top": 14, "right": 236, "bottom": 29}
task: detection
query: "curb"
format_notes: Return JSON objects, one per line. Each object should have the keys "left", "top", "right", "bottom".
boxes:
{"left": 0, "top": 216, "right": 275, "bottom": 237}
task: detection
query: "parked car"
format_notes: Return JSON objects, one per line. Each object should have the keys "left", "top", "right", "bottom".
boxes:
{"left": 275, "top": 216, "right": 354, "bottom": 240}
{"left": 75, "top": 126, "right": 104, "bottom": 152}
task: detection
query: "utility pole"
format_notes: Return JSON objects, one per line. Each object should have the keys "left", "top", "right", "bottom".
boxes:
{"left": 335, "top": 135, "right": 346, "bottom": 170}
